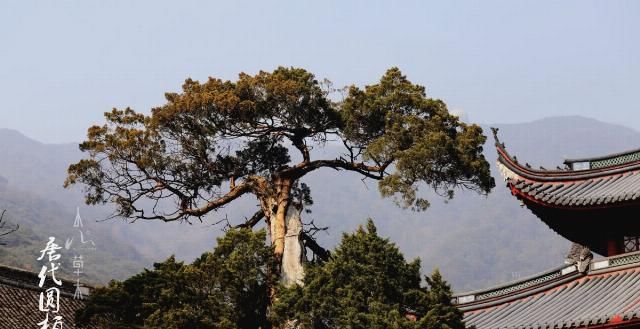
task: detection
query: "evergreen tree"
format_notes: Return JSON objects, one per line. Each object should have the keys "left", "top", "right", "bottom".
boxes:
{"left": 65, "top": 67, "right": 495, "bottom": 288}
{"left": 77, "top": 228, "right": 274, "bottom": 329}
{"left": 77, "top": 221, "right": 468, "bottom": 329}
{"left": 417, "top": 270, "right": 468, "bottom": 329}
{"left": 271, "top": 219, "right": 468, "bottom": 329}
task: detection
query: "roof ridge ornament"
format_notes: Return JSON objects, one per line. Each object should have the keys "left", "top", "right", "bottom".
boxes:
{"left": 490, "top": 127, "right": 506, "bottom": 150}
{"left": 565, "top": 243, "right": 593, "bottom": 273}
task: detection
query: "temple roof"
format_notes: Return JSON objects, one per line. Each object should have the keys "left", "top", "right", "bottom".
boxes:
{"left": 0, "top": 264, "right": 98, "bottom": 328}
{"left": 493, "top": 127, "right": 640, "bottom": 209}
{"left": 454, "top": 251, "right": 640, "bottom": 329}
{"left": 499, "top": 171, "right": 640, "bottom": 208}
{"left": 455, "top": 129, "right": 640, "bottom": 328}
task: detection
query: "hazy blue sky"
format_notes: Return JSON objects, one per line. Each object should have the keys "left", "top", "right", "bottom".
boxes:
{"left": 1, "top": 1, "right": 639, "bottom": 143}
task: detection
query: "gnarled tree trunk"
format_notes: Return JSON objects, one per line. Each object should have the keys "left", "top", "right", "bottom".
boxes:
{"left": 281, "top": 204, "right": 305, "bottom": 286}
{"left": 259, "top": 178, "right": 306, "bottom": 329}
{"left": 260, "top": 178, "right": 306, "bottom": 287}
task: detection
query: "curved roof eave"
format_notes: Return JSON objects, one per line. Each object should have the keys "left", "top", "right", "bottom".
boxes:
{"left": 491, "top": 127, "right": 640, "bottom": 182}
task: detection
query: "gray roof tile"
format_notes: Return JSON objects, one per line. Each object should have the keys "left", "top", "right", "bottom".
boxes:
{"left": 462, "top": 268, "right": 640, "bottom": 329}
{"left": 493, "top": 129, "right": 640, "bottom": 208}
{"left": 502, "top": 173, "right": 640, "bottom": 208}
{"left": 0, "top": 264, "right": 102, "bottom": 328}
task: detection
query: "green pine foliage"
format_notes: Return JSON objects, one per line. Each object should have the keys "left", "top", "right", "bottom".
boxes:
{"left": 419, "top": 271, "right": 469, "bottom": 329}
{"left": 77, "top": 220, "right": 467, "bottom": 329}
{"left": 76, "top": 228, "right": 275, "bottom": 329}
{"left": 271, "top": 219, "right": 468, "bottom": 329}
{"left": 66, "top": 66, "right": 494, "bottom": 223}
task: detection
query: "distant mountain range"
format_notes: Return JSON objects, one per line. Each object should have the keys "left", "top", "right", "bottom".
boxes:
{"left": 0, "top": 116, "right": 638, "bottom": 291}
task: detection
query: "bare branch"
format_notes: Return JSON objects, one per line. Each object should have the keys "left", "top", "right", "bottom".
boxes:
{"left": 235, "top": 209, "right": 265, "bottom": 229}
{"left": 180, "top": 182, "right": 254, "bottom": 218}
{"left": 301, "top": 232, "right": 330, "bottom": 262}
{"left": 287, "top": 158, "right": 393, "bottom": 181}
{"left": 0, "top": 210, "right": 18, "bottom": 245}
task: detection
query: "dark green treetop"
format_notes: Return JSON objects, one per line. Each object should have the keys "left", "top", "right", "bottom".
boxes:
{"left": 76, "top": 220, "right": 469, "bottom": 329}
{"left": 76, "top": 228, "right": 275, "bottom": 329}
{"left": 270, "top": 219, "right": 468, "bottom": 329}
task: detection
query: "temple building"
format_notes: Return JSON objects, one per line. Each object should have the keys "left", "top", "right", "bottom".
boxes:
{"left": 453, "top": 128, "right": 640, "bottom": 329}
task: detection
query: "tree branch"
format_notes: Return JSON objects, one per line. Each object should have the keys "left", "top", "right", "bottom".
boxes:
{"left": 301, "top": 232, "right": 330, "bottom": 262}
{"left": 0, "top": 210, "right": 18, "bottom": 245}
{"left": 235, "top": 209, "right": 265, "bottom": 229}
{"left": 287, "top": 158, "right": 393, "bottom": 180}
{"left": 182, "top": 182, "right": 253, "bottom": 217}
{"left": 291, "top": 137, "right": 310, "bottom": 163}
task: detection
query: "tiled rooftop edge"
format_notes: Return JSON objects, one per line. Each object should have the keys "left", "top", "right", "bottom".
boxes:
{"left": 0, "top": 263, "right": 93, "bottom": 298}
{"left": 453, "top": 250, "right": 640, "bottom": 307}
{"left": 492, "top": 127, "right": 640, "bottom": 179}
{"left": 452, "top": 265, "right": 573, "bottom": 306}
{"left": 564, "top": 148, "right": 640, "bottom": 166}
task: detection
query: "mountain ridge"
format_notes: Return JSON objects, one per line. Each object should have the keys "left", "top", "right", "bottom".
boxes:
{"left": 1, "top": 116, "right": 638, "bottom": 291}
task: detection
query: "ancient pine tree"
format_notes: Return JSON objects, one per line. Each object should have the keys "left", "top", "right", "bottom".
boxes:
{"left": 65, "top": 67, "right": 495, "bottom": 288}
